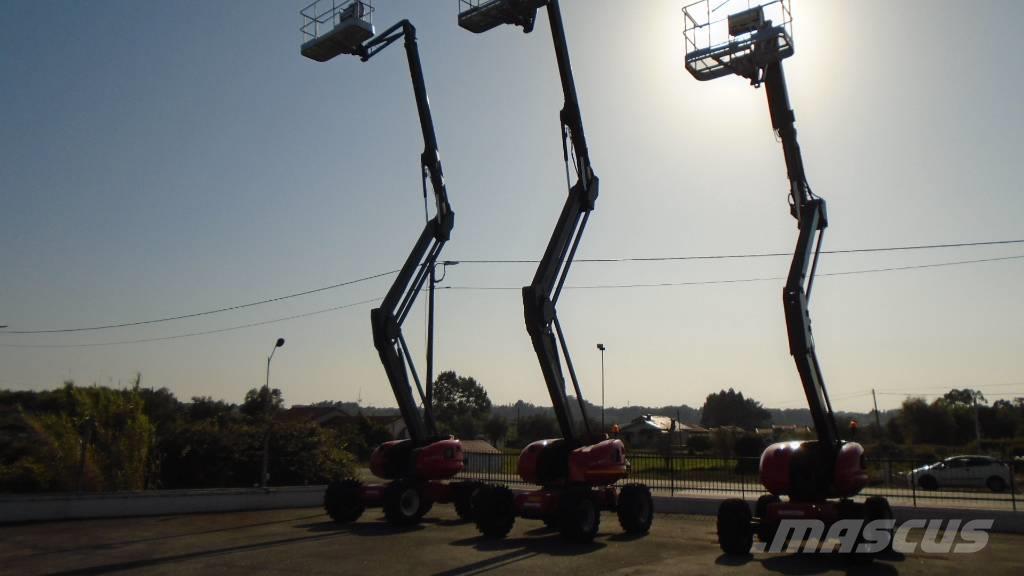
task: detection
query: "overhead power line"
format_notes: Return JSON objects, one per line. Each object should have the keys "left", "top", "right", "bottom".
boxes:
{"left": 453, "top": 239, "right": 1024, "bottom": 264}
{"left": 440, "top": 254, "right": 1024, "bottom": 291}
{"left": 1, "top": 240, "right": 1020, "bottom": 336}
{"left": 0, "top": 298, "right": 381, "bottom": 349}
{"left": 0, "top": 270, "right": 398, "bottom": 335}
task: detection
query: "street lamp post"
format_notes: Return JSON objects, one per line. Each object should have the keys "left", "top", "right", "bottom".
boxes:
{"left": 261, "top": 337, "right": 285, "bottom": 488}
{"left": 596, "top": 343, "right": 606, "bottom": 432}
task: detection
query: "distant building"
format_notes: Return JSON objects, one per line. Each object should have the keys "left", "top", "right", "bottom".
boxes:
{"left": 618, "top": 414, "right": 708, "bottom": 449}
{"left": 460, "top": 439, "right": 501, "bottom": 474}
{"left": 280, "top": 406, "right": 405, "bottom": 439}
{"left": 754, "top": 424, "right": 813, "bottom": 438}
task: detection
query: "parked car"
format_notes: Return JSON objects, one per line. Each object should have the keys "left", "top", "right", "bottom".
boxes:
{"left": 908, "top": 455, "right": 1012, "bottom": 492}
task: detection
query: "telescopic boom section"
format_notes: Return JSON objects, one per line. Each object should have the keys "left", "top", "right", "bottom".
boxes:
{"left": 520, "top": 1, "right": 599, "bottom": 444}
{"left": 363, "top": 21, "right": 454, "bottom": 447}
{"left": 762, "top": 61, "right": 840, "bottom": 451}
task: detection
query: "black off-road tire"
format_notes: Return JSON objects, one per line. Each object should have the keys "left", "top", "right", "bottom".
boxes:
{"left": 323, "top": 478, "right": 364, "bottom": 523}
{"left": 717, "top": 498, "right": 753, "bottom": 555}
{"left": 383, "top": 479, "right": 429, "bottom": 527}
{"left": 559, "top": 489, "right": 600, "bottom": 543}
{"left": 617, "top": 483, "right": 653, "bottom": 534}
{"left": 473, "top": 485, "right": 516, "bottom": 539}
{"left": 862, "top": 496, "right": 894, "bottom": 556}
{"left": 453, "top": 481, "right": 482, "bottom": 522}
{"left": 754, "top": 494, "right": 780, "bottom": 542}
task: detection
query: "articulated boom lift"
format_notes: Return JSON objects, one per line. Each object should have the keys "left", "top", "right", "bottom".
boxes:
{"left": 682, "top": 0, "right": 890, "bottom": 556}
{"left": 301, "top": 0, "right": 480, "bottom": 527}
{"left": 458, "top": 0, "right": 653, "bottom": 542}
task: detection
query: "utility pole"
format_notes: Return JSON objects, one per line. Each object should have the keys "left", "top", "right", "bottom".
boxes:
{"left": 872, "top": 389, "right": 881, "bottom": 429}
{"left": 973, "top": 393, "right": 982, "bottom": 448}
{"left": 597, "top": 344, "right": 606, "bottom": 433}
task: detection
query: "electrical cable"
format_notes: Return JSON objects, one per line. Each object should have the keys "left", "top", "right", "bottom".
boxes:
{"left": 0, "top": 298, "right": 380, "bottom": 349}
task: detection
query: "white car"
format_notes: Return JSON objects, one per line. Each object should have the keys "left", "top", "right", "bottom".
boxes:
{"left": 909, "top": 455, "right": 1012, "bottom": 492}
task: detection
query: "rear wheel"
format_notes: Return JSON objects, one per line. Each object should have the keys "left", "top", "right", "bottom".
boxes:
{"left": 454, "top": 481, "right": 482, "bottom": 522}
{"left": 473, "top": 485, "right": 516, "bottom": 539}
{"left": 617, "top": 483, "right": 653, "bottom": 534}
{"left": 987, "top": 476, "right": 1007, "bottom": 493}
{"left": 754, "top": 494, "right": 780, "bottom": 542}
{"left": 383, "top": 479, "right": 429, "bottom": 527}
{"left": 862, "top": 496, "right": 894, "bottom": 556}
{"left": 560, "top": 489, "right": 600, "bottom": 542}
{"left": 324, "top": 478, "right": 364, "bottom": 523}
{"left": 717, "top": 498, "right": 753, "bottom": 555}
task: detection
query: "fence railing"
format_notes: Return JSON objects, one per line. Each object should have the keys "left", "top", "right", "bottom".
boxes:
{"left": 453, "top": 451, "right": 1020, "bottom": 512}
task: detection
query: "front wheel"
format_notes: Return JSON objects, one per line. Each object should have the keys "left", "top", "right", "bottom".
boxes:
{"left": 918, "top": 475, "right": 938, "bottom": 491}
{"left": 861, "top": 496, "right": 894, "bottom": 556}
{"left": 324, "top": 479, "right": 364, "bottom": 523}
{"left": 717, "top": 498, "right": 753, "bottom": 555}
{"left": 454, "top": 481, "right": 483, "bottom": 522}
{"left": 754, "top": 494, "right": 780, "bottom": 542}
{"left": 617, "top": 483, "right": 653, "bottom": 534}
{"left": 560, "top": 489, "right": 600, "bottom": 543}
{"left": 473, "top": 485, "right": 516, "bottom": 539}
{"left": 383, "top": 479, "right": 429, "bottom": 527}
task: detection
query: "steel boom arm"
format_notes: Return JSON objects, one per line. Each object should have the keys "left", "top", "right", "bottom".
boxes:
{"left": 362, "top": 21, "right": 453, "bottom": 447}
{"left": 521, "top": 1, "right": 598, "bottom": 443}
{"left": 763, "top": 61, "right": 840, "bottom": 451}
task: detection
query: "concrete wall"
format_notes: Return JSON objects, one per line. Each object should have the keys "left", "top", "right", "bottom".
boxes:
{"left": 0, "top": 486, "right": 324, "bottom": 524}
{"left": 4, "top": 486, "right": 1022, "bottom": 535}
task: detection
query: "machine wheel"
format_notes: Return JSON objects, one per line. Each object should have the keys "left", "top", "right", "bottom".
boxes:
{"left": 863, "top": 496, "right": 894, "bottom": 555}
{"left": 542, "top": 515, "right": 560, "bottom": 530}
{"left": 717, "top": 499, "right": 753, "bottom": 555}
{"left": 473, "top": 485, "right": 516, "bottom": 539}
{"left": 754, "top": 494, "right": 780, "bottom": 542}
{"left": 617, "top": 483, "right": 653, "bottom": 534}
{"left": 987, "top": 476, "right": 1007, "bottom": 493}
{"left": 454, "top": 481, "right": 482, "bottom": 521}
{"left": 383, "top": 479, "right": 429, "bottom": 527}
{"left": 323, "top": 478, "right": 364, "bottom": 523}
{"left": 917, "top": 475, "right": 938, "bottom": 491}
{"left": 560, "top": 489, "right": 600, "bottom": 543}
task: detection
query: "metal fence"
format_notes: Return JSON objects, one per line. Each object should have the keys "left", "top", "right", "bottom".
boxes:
{"left": 453, "top": 451, "right": 1021, "bottom": 512}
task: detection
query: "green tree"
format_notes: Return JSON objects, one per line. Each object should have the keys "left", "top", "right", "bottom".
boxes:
{"left": 242, "top": 387, "right": 283, "bottom": 420}
{"left": 431, "top": 371, "right": 491, "bottom": 436}
{"left": 483, "top": 415, "right": 509, "bottom": 446}
{"left": 942, "top": 388, "right": 986, "bottom": 407}
{"left": 188, "top": 396, "right": 235, "bottom": 422}
{"left": 699, "top": 389, "right": 770, "bottom": 430}
{"left": 512, "top": 413, "right": 559, "bottom": 446}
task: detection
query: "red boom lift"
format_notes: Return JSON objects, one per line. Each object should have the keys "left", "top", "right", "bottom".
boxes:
{"left": 457, "top": 0, "right": 654, "bottom": 542}
{"left": 301, "top": 1, "right": 481, "bottom": 527}
{"left": 681, "top": 0, "right": 892, "bottom": 556}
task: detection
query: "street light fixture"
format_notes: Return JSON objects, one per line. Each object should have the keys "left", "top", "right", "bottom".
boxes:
{"left": 597, "top": 343, "right": 606, "bottom": 432}
{"left": 262, "top": 337, "right": 286, "bottom": 488}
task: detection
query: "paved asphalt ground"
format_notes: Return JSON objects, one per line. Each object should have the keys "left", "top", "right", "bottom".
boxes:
{"left": 2, "top": 506, "right": 1022, "bottom": 576}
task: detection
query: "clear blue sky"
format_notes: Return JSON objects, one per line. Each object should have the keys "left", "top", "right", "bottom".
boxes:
{"left": 1, "top": 0, "right": 1022, "bottom": 415}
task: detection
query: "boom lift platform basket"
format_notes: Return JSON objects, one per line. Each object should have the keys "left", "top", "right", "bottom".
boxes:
{"left": 301, "top": 0, "right": 375, "bottom": 62}
{"left": 683, "top": 0, "right": 792, "bottom": 82}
